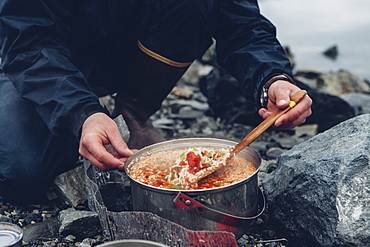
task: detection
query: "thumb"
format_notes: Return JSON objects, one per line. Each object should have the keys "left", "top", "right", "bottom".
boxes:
{"left": 276, "top": 99, "right": 289, "bottom": 109}
{"left": 273, "top": 88, "right": 292, "bottom": 109}
{"left": 107, "top": 127, "right": 134, "bottom": 156}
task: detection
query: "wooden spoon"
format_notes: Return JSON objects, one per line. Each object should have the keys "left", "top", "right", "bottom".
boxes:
{"left": 187, "top": 90, "right": 308, "bottom": 184}
{"left": 230, "top": 89, "right": 308, "bottom": 156}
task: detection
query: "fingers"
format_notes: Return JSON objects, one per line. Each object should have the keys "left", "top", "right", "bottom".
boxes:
{"left": 274, "top": 89, "right": 292, "bottom": 109}
{"left": 258, "top": 108, "right": 270, "bottom": 119}
{"left": 275, "top": 94, "right": 312, "bottom": 129}
{"left": 109, "top": 132, "right": 134, "bottom": 157}
{"left": 259, "top": 80, "right": 313, "bottom": 129}
{"left": 79, "top": 112, "right": 134, "bottom": 171}
{"left": 258, "top": 94, "right": 312, "bottom": 129}
{"left": 80, "top": 144, "right": 131, "bottom": 171}
{"left": 79, "top": 133, "right": 126, "bottom": 171}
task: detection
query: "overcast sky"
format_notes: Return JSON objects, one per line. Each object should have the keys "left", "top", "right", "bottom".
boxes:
{"left": 259, "top": 0, "right": 370, "bottom": 80}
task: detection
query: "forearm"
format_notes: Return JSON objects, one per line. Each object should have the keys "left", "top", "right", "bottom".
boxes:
{"left": 214, "top": 0, "right": 293, "bottom": 103}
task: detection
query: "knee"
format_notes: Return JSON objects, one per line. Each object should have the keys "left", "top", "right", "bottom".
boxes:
{"left": 0, "top": 156, "right": 53, "bottom": 203}
{"left": 6, "top": 152, "right": 51, "bottom": 182}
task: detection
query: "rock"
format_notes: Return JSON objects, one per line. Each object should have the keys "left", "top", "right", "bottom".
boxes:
{"left": 99, "top": 96, "right": 115, "bottom": 113}
{"left": 186, "top": 116, "right": 221, "bottom": 137}
{"left": 341, "top": 92, "right": 370, "bottom": 115}
{"left": 265, "top": 147, "right": 285, "bottom": 159}
{"left": 322, "top": 44, "right": 338, "bottom": 60}
{"left": 113, "top": 115, "right": 130, "bottom": 143}
{"left": 318, "top": 70, "right": 370, "bottom": 96}
{"left": 173, "top": 106, "right": 205, "bottom": 119}
{"left": 58, "top": 208, "right": 102, "bottom": 240}
{"left": 262, "top": 114, "right": 370, "bottom": 246}
{"left": 0, "top": 214, "right": 12, "bottom": 222}
{"left": 170, "top": 99, "right": 209, "bottom": 112}
{"left": 294, "top": 79, "right": 356, "bottom": 132}
{"left": 66, "top": 234, "right": 76, "bottom": 241}
{"left": 268, "top": 132, "right": 302, "bottom": 150}
{"left": 258, "top": 159, "right": 278, "bottom": 184}
{"left": 294, "top": 69, "right": 322, "bottom": 89}
{"left": 249, "top": 141, "right": 271, "bottom": 155}
{"left": 294, "top": 124, "right": 318, "bottom": 139}
{"left": 80, "top": 237, "right": 100, "bottom": 247}
{"left": 22, "top": 218, "right": 60, "bottom": 242}
{"left": 180, "top": 59, "right": 214, "bottom": 86}
{"left": 152, "top": 118, "right": 176, "bottom": 127}
{"left": 171, "top": 85, "right": 195, "bottom": 99}
{"left": 53, "top": 165, "right": 87, "bottom": 208}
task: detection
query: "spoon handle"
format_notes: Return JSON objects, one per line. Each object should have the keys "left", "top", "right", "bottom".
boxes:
{"left": 232, "top": 90, "right": 307, "bottom": 155}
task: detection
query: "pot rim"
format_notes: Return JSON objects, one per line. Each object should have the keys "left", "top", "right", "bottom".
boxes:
{"left": 0, "top": 222, "right": 23, "bottom": 246}
{"left": 125, "top": 137, "right": 261, "bottom": 193}
{"left": 97, "top": 239, "right": 168, "bottom": 247}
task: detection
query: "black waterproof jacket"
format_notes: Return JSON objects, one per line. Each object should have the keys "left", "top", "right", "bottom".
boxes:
{"left": 0, "top": 0, "right": 293, "bottom": 140}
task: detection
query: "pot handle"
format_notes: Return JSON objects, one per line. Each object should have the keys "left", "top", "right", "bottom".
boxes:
{"left": 173, "top": 188, "right": 265, "bottom": 227}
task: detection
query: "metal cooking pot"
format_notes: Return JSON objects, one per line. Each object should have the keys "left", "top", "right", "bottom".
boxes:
{"left": 97, "top": 239, "right": 169, "bottom": 247}
{"left": 125, "top": 138, "right": 265, "bottom": 238}
{"left": 0, "top": 222, "right": 23, "bottom": 247}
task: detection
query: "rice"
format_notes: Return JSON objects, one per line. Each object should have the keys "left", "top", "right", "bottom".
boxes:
{"left": 128, "top": 147, "right": 257, "bottom": 190}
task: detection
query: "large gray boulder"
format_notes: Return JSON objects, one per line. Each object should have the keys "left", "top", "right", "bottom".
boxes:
{"left": 262, "top": 114, "right": 370, "bottom": 246}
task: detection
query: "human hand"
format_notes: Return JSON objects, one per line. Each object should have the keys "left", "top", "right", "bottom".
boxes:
{"left": 79, "top": 112, "right": 134, "bottom": 171}
{"left": 258, "top": 80, "right": 312, "bottom": 129}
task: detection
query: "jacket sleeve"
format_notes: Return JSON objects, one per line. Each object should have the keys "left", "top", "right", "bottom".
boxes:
{"left": 214, "top": 0, "right": 294, "bottom": 103}
{"left": 0, "top": 0, "right": 108, "bottom": 140}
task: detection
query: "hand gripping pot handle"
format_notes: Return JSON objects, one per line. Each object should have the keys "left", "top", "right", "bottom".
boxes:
{"left": 173, "top": 188, "right": 265, "bottom": 227}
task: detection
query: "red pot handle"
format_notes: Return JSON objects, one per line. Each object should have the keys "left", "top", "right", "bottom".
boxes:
{"left": 173, "top": 188, "right": 265, "bottom": 226}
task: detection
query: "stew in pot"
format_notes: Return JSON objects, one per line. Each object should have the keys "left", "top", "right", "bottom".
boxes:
{"left": 128, "top": 147, "right": 257, "bottom": 190}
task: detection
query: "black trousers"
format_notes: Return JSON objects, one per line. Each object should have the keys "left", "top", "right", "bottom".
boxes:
{"left": 0, "top": 69, "right": 80, "bottom": 203}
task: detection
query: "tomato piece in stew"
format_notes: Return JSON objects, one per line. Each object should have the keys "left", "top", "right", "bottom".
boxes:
{"left": 186, "top": 151, "right": 201, "bottom": 174}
